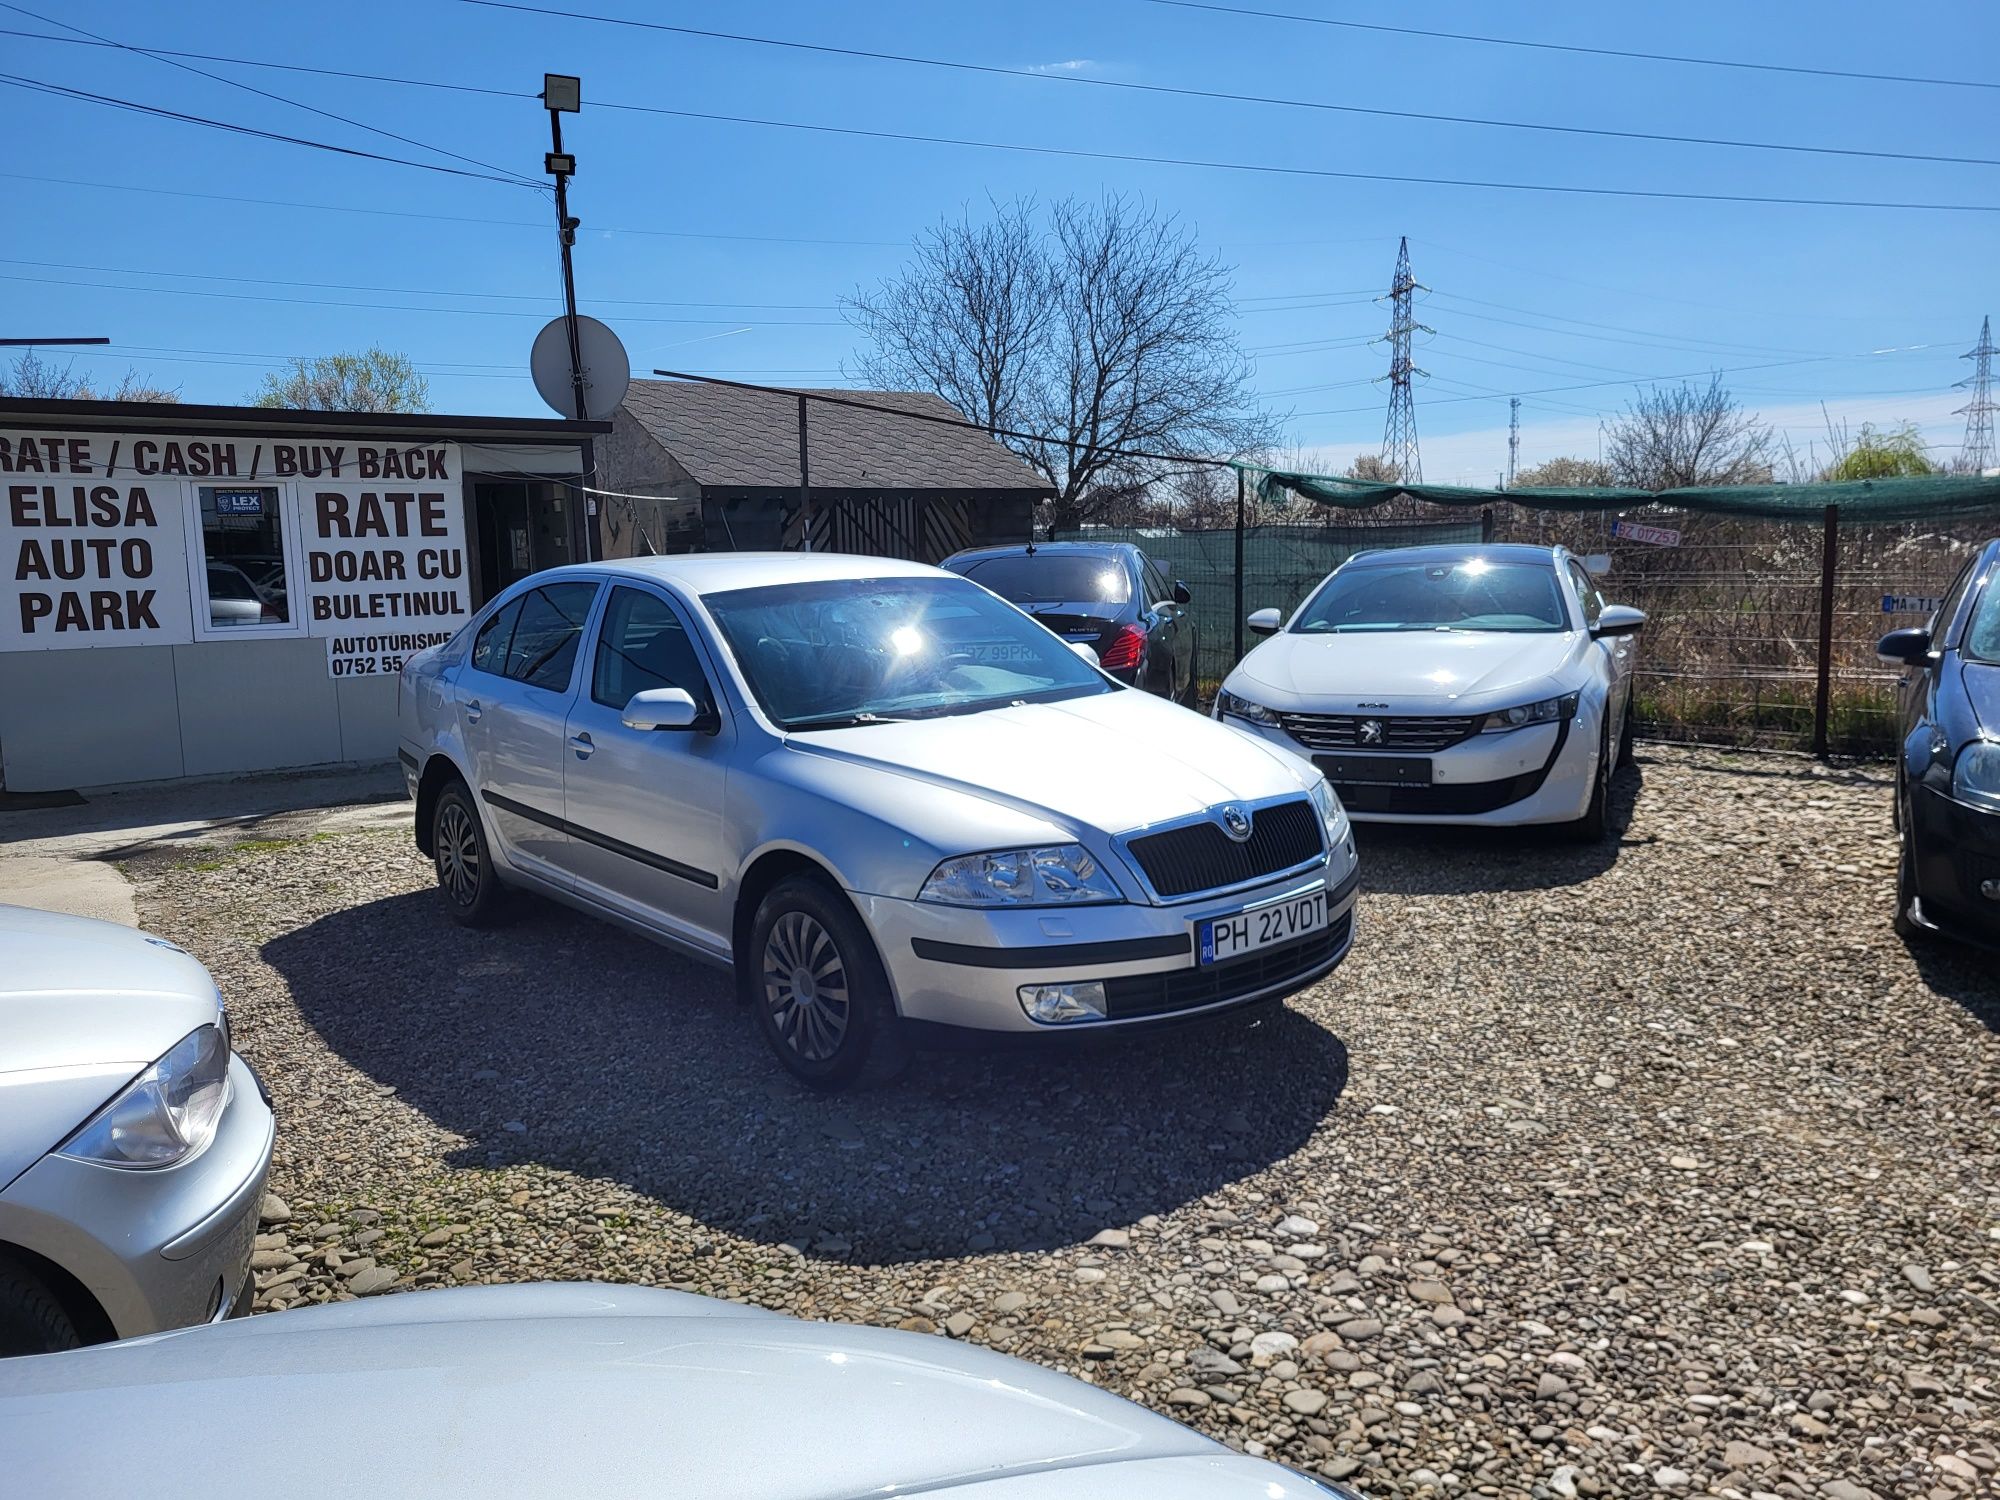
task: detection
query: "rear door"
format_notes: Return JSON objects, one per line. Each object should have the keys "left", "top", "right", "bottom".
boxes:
{"left": 559, "top": 583, "right": 733, "bottom": 954}
{"left": 1141, "top": 555, "right": 1186, "bottom": 697}
{"left": 457, "top": 579, "right": 601, "bottom": 884}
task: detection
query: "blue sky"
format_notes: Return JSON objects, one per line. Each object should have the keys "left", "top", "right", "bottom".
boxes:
{"left": 4, "top": 0, "right": 1996, "bottom": 481}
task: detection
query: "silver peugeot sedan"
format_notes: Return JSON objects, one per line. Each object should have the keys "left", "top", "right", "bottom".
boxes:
{"left": 398, "top": 553, "right": 1358, "bottom": 1088}
{"left": 0, "top": 1282, "right": 1370, "bottom": 1498}
{"left": 0, "top": 906, "right": 274, "bottom": 1357}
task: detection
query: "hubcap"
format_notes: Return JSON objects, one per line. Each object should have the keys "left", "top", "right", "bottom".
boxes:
{"left": 436, "top": 802, "right": 480, "bottom": 905}
{"left": 763, "top": 912, "right": 850, "bottom": 1062}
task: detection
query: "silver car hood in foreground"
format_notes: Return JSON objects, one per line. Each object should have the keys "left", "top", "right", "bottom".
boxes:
{"left": 789, "top": 688, "right": 1320, "bottom": 837}
{"left": 0, "top": 1285, "right": 1346, "bottom": 1500}
{"left": 1231, "top": 628, "right": 1583, "bottom": 709}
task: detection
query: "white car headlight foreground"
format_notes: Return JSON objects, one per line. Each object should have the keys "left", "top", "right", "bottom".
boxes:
{"left": 57, "top": 1024, "right": 231, "bottom": 1169}
{"left": 1953, "top": 739, "right": 2000, "bottom": 812}
{"left": 1309, "top": 777, "right": 1350, "bottom": 847}
{"left": 1217, "top": 688, "right": 1281, "bottom": 727}
{"left": 919, "top": 845, "right": 1122, "bottom": 906}
{"left": 1480, "top": 691, "right": 1580, "bottom": 732}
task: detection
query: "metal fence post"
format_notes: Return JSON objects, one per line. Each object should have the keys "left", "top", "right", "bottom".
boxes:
{"left": 1233, "top": 468, "right": 1246, "bottom": 664}
{"left": 1812, "top": 503, "right": 1838, "bottom": 758}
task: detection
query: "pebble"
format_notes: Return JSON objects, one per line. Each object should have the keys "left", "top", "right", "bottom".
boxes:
{"left": 1282, "top": 1389, "right": 1329, "bottom": 1416}
{"left": 1087, "top": 1228, "right": 1130, "bottom": 1250}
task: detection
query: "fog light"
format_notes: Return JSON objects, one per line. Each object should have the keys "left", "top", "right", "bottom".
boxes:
{"left": 1017, "top": 981, "right": 1107, "bottom": 1024}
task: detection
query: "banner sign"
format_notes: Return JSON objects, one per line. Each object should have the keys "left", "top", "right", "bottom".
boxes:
{"left": 1610, "top": 519, "right": 1681, "bottom": 548}
{"left": 0, "top": 430, "right": 469, "bottom": 671}
{"left": 1881, "top": 594, "right": 1943, "bottom": 615}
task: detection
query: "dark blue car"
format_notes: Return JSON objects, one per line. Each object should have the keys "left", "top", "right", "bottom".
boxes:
{"left": 1879, "top": 536, "right": 2000, "bottom": 947}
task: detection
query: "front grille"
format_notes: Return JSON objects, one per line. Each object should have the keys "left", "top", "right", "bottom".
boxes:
{"left": 1103, "top": 914, "right": 1351, "bottom": 1019}
{"left": 1278, "top": 712, "right": 1478, "bottom": 753}
{"left": 1125, "top": 799, "right": 1323, "bottom": 899}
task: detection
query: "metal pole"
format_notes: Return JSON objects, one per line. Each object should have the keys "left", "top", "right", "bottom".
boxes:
{"left": 1233, "top": 467, "right": 1246, "bottom": 664}
{"left": 547, "top": 109, "right": 587, "bottom": 425}
{"left": 797, "top": 392, "right": 813, "bottom": 552}
{"left": 1812, "top": 503, "right": 1839, "bottom": 758}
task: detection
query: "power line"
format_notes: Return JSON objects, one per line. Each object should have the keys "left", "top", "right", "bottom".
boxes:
{"left": 0, "top": 73, "right": 535, "bottom": 189}
{"left": 455, "top": 0, "right": 2000, "bottom": 169}
{"left": 0, "top": 6, "right": 538, "bottom": 187}
{"left": 1141, "top": 0, "right": 2000, "bottom": 93}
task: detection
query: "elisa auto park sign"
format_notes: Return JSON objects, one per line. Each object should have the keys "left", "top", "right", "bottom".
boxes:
{"left": 0, "top": 430, "right": 471, "bottom": 676}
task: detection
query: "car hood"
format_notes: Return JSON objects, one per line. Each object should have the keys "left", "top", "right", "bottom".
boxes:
{"left": 1962, "top": 659, "right": 2000, "bottom": 735}
{"left": 788, "top": 688, "right": 1318, "bottom": 838}
{"left": 0, "top": 1285, "right": 1341, "bottom": 1500}
{"left": 1230, "top": 628, "right": 1585, "bottom": 710}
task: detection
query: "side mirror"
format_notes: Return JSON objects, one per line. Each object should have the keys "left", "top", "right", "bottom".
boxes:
{"left": 1172, "top": 581, "right": 1192, "bottom": 605}
{"left": 1876, "top": 626, "right": 1932, "bottom": 666}
{"left": 1592, "top": 604, "right": 1646, "bottom": 638}
{"left": 1070, "top": 641, "right": 1101, "bottom": 666}
{"left": 621, "top": 686, "right": 701, "bottom": 731}
{"left": 1247, "top": 607, "right": 1283, "bottom": 636}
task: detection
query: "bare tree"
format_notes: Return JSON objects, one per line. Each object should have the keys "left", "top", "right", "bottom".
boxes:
{"left": 0, "top": 350, "right": 179, "bottom": 402}
{"left": 1605, "top": 376, "right": 1773, "bottom": 489}
{"left": 253, "top": 348, "right": 430, "bottom": 412}
{"left": 1514, "top": 455, "right": 1614, "bottom": 488}
{"left": 848, "top": 194, "right": 1275, "bottom": 529}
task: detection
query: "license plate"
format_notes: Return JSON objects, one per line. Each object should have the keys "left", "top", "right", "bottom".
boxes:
{"left": 1314, "top": 753, "right": 1433, "bottom": 785}
{"left": 1198, "top": 889, "right": 1328, "bottom": 965}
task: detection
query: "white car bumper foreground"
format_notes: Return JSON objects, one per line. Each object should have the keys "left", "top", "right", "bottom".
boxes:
{"left": 858, "top": 846, "right": 1359, "bottom": 1035}
{"left": 1226, "top": 714, "right": 1599, "bottom": 827}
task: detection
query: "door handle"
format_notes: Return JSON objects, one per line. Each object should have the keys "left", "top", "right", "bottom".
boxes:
{"left": 568, "top": 732, "right": 594, "bottom": 759}
{"left": 464, "top": 699, "right": 482, "bottom": 723}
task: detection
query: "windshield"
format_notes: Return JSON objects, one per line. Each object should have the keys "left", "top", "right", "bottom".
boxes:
{"left": 1292, "top": 558, "right": 1570, "bottom": 634}
{"left": 1966, "top": 568, "right": 2000, "bottom": 664}
{"left": 950, "top": 553, "right": 1132, "bottom": 605}
{"left": 704, "top": 575, "right": 1116, "bottom": 729}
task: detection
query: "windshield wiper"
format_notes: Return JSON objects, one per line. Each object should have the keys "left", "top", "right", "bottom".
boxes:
{"left": 782, "top": 709, "right": 927, "bottom": 730}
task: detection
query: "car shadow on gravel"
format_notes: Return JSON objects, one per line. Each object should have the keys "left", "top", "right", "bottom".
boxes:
{"left": 266, "top": 891, "right": 1351, "bottom": 1263}
{"left": 1351, "top": 761, "right": 1646, "bottom": 895}
{"left": 1906, "top": 937, "right": 2000, "bottom": 1033}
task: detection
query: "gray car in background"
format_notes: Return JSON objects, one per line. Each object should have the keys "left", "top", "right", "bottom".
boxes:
{"left": 0, "top": 1282, "right": 1368, "bottom": 1499}
{"left": 0, "top": 906, "right": 273, "bottom": 1356}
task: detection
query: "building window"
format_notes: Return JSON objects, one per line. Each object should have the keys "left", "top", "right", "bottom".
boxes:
{"left": 193, "top": 485, "right": 295, "bottom": 633}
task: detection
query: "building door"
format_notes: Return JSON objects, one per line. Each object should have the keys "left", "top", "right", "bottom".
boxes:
{"left": 472, "top": 481, "right": 574, "bottom": 604}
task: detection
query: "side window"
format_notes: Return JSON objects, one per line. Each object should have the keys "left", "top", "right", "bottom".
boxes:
{"left": 1567, "top": 562, "right": 1603, "bottom": 628}
{"left": 1929, "top": 555, "right": 1979, "bottom": 648}
{"left": 1141, "top": 559, "right": 1171, "bottom": 606}
{"left": 469, "top": 597, "right": 522, "bottom": 677}
{"left": 504, "top": 582, "right": 599, "bottom": 692}
{"left": 592, "top": 587, "right": 713, "bottom": 712}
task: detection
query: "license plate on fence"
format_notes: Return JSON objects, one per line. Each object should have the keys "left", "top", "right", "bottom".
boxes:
{"left": 1197, "top": 889, "right": 1328, "bottom": 965}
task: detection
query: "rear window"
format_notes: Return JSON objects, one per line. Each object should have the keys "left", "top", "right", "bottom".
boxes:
{"left": 953, "top": 553, "right": 1132, "bottom": 605}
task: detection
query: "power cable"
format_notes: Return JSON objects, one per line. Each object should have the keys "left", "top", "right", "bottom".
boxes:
{"left": 454, "top": 0, "right": 2000, "bottom": 169}
{"left": 1141, "top": 0, "right": 2000, "bottom": 93}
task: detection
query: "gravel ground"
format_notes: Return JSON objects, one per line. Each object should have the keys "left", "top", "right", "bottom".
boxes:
{"left": 121, "top": 746, "right": 1999, "bottom": 1500}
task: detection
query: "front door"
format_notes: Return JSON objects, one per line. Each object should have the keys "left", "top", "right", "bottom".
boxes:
{"left": 560, "top": 583, "right": 734, "bottom": 955}
{"left": 457, "top": 580, "right": 601, "bottom": 882}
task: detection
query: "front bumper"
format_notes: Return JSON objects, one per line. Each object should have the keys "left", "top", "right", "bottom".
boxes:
{"left": 1909, "top": 783, "right": 2000, "bottom": 944}
{"left": 0, "top": 1054, "right": 275, "bottom": 1339}
{"left": 1223, "top": 714, "right": 1597, "bottom": 825}
{"left": 860, "top": 855, "right": 1359, "bottom": 1035}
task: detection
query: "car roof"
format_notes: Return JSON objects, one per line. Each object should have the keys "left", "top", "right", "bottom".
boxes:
{"left": 1343, "top": 542, "right": 1563, "bottom": 569}
{"left": 536, "top": 551, "right": 947, "bottom": 595}
{"left": 947, "top": 541, "right": 1138, "bottom": 564}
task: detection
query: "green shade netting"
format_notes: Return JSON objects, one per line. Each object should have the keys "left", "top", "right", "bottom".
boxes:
{"left": 1242, "top": 464, "right": 2000, "bottom": 523}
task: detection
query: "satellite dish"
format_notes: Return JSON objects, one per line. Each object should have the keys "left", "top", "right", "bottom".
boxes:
{"left": 530, "top": 314, "right": 630, "bottom": 421}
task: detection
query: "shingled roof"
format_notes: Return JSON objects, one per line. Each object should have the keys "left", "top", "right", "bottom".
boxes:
{"left": 618, "top": 380, "right": 1050, "bottom": 492}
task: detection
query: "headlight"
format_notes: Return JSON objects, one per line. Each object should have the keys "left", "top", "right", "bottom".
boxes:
{"left": 1217, "top": 688, "right": 1281, "bottom": 727}
{"left": 919, "top": 845, "right": 1122, "bottom": 906}
{"left": 57, "top": 1024, "right": 231, "bottom": 1169}
{"left": 1309, "top": 777, "right": 1349, "bottom": 846}
{"left": 1953, "top": 739, "right": 2000, "bottom": 812}
{"left": 1480, "top": 691, "right": 1580, "bottom": 732}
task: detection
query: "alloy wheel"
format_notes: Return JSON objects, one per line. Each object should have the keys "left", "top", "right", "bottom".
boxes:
{"left": 436, "top": 801, "right": 480, "bottom": 906}
{"left": 762, "top": 911, "right": 851, "bottom": 1062}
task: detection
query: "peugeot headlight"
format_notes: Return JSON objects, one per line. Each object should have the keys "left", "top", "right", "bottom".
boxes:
{"left": 1309, "top": 776, "right": 1350, "bottom": 846}
{"left": 919, "top": 845, "right": 1122, "bottom": 906}
{"left": 57, "top": 1024, "right": 231, "bottom": 1169}
{"left": 1217, "top": 688, "right": 1281, "bottom": 727}
{"left": 1953, "top": 739, "right": 2000, "bottom": 812}
{"left": 1480, "top": 691, "right": 1580, "bottom": 732}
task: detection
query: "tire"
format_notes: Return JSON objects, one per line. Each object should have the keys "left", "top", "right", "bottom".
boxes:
{"left": 1616, "top": 695, "right": 1636, "bottom": 766}
{"left": 431, "top": 780, "right": 511, "bottom": 928}
{"left": 1568, "top": 714, "right": 1614, "bottom": 844}
{"left": 0, "top": 1255, "right": 80, "bottom": 1358}
{"left": 749, "top": 875, "right": 908, "bottom": 1091}
{"left": 1176, "top": 665, "right": 1199, "bottom": 709}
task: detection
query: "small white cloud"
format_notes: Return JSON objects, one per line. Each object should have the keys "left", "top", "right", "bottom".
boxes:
{"left": 1027, "top": 59, "right": 1095, "bottom": 74}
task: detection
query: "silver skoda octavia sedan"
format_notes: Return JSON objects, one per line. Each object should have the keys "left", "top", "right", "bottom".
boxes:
{"left": 399, "top": 554, "right": 1358, "bottom": 1087}
{"left": 0, "top": 906, "right": 274, "bottom": 1356}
